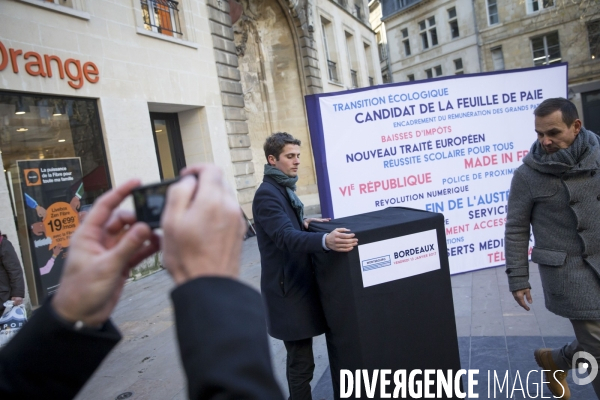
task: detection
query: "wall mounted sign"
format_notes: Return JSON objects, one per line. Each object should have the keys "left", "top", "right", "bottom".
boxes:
{"left": 0, "top": 40, "right": 99, "bottom": 89}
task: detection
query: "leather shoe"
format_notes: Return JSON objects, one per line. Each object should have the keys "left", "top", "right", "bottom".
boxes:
{"left": 535, "top": 348, "right": 570, "bottom": 399}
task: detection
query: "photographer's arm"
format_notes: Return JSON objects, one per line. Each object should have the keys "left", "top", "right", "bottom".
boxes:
{"left": 162, "top": 165, "right": 283, "bottom": 399}
{"left": 0, "top": 180, "right": 160, "bottom": 399}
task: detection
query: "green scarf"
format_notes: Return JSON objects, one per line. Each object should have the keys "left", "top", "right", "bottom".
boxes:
{"left": 264, "top": 164, "right": 304, "bottom": 225}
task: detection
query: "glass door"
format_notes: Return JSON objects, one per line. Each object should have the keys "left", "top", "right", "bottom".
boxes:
{"left": 149, "top": 113, "right": 186, "bottom": 180}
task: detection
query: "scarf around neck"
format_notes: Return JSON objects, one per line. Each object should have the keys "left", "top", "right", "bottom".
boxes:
{"left": 264, "top": 164, "right": 304, "bottom": 225}
{"left": 524, "top": 127, "right": 599, "bottom": 175}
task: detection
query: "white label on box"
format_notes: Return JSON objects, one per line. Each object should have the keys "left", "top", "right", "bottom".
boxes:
{"left": 358, "top": 229, "right": 441, "bottom": 287}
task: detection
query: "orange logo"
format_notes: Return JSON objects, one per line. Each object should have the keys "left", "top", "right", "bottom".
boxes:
{"left": 24, "top": 168, "right": 42, "bottom": 186}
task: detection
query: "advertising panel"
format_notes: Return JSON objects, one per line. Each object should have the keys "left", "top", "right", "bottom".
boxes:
{"left": 306, "top": 64, "right": 567, "bottom": 273}
{"left": 17, "top": 158, "right": 83, "bottom": 299}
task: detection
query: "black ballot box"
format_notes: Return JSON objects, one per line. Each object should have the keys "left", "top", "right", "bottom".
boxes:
{"left": 309, "top": 207, "right": 462, "bottom": 400}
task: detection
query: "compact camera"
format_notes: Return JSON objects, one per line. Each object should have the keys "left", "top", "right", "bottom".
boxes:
{"left": 132, "top": 176, "right": 181, "bottom": 229}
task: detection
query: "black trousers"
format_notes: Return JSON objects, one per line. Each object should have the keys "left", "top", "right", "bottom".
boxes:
{"left": 284, "top": 338, "right": 315, "bottom": 400}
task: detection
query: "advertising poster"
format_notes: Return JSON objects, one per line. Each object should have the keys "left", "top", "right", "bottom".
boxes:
{"left": 18, "top": 158, "right": 83, "bottom": 299}
{"left": 306, "top": 64, "right": 567, "bottom": 274}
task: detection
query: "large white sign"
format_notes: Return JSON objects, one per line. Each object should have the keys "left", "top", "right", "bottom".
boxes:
{"left": 358, "top": 229, "right": 440, "bottom": 287}
{"left": 306, "top": 65, "right": 567, "bottom": 274}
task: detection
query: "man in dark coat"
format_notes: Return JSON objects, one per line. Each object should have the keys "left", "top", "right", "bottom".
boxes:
{"left": 253, "top": 132, "right": 358, "bottom": 399}
{"left": 0, "top": 164, "right": 283, "bottom": 400}
{"left": 506, "top": 98, "right": 600, "bottom": 399}
{"left": 0, "top": 233, "right": 25, "bottom": 313}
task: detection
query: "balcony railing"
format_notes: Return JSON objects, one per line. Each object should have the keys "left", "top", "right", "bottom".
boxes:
{"left": 328, "top": 60, "right": 339, "bottom": 82}
{"left": 141, "top": 0, "right": 183, "bottom": 38}
{"left": 351, "top": 69, "right": 358, "bottom": 88}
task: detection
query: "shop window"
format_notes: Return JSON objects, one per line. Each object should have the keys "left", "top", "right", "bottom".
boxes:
{"left": 487, "top": 0, "right": 499, "bottom": 25}
{"left": 141, "top": 0, "right": 183, "bottom": 38}
{"left": 448, "top": 8, "right": 460, "bottom": 39}
{"left": 419, "top": 16, "right": 438, "bottom": 50}
{"left": 531, "top": 32, "right": 561, "bottom": 66}
{"left": 588, "top": 20, "right": 600, "bottom": 60}
{"left": 0, "top": 92, "right": 111, "bottom": 302}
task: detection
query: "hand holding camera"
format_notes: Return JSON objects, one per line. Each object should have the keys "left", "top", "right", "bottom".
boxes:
{"left": 52, "top": 179, "right": 160, "bottom": 327}
{"left": 51, "top": 164, "right": 244, "bottom": 328}
{"left": 160, "top": 164, "right": 246, "bottom": 285}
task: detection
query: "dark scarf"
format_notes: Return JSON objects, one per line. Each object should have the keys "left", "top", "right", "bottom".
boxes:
{"left": 264, "top": 164, "right": 304, "bottom": 225}
{"left": 524, "top": 127, "right": 599, "bottom": 176}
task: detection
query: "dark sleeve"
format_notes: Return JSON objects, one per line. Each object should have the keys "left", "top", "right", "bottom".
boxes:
{"left": 1, "top": 240, "right": 25, "bottom": 298}
{"left": 504, "top": 170, "right": 533, "bottom": 292}
{"left": 0, "top": 301, "right": 121, "bottom": 400}
{"left": 254, "top": 190, "right": 324, "bottom": 254}
{"left": 171, "top": 277, "right": 283, "bottom": 400}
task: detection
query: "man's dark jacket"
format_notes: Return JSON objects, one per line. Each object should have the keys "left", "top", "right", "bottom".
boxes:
{"left": 0, "top": 236, "right": 25, "bottom": 305}
{"left": 253, "top": 175, "right": 327, "bottom": 341}
{"left": 0, "top": 278, "right": 283, "bottom": 400}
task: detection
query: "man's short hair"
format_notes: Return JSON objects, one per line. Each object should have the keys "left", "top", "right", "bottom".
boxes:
{"left": 534, "top": 97, "right": 579, "bottom": 127}
{"left": 263, "top": 132, "right": 301, "bottom": 162}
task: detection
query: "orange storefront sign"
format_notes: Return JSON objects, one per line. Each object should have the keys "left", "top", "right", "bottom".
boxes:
{"left": 0, "top": 40, "right": 99, "bottom": 89}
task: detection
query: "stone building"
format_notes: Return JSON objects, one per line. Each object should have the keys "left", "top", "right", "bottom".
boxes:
{"left": 231, "top": 0, "right": 381, "bottom": 214}
{"left": 0, "top": 0, "right": 380, "bottom": 305}
{"left": 378, "top": 0, "right": 600, "bottom": 131}
{"left": 368, "top": 0, "right": 392, "bottom": 83}
{"left": 380, "top": 0, "right": 481, "bottom": 82}
{"left": 472, "top": 0, "right": 600, "bottom": 133}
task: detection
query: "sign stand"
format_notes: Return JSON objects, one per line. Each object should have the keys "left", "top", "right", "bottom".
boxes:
{"left": 310, "top": 207, "right": 462, "bottom": 399}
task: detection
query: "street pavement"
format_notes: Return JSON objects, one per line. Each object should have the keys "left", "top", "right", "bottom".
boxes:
{"left": 75, "top": 236, "right": 595, "bottom": 400}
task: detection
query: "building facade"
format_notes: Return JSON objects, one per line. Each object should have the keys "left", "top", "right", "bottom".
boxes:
{"left": 231, "top": 0, "right": 380, "bottom": 211}
{"left": 379, "top": 0, "right": 600, "bottom": 131}
{"left": 381, "top": 0, "right": 481, "bottom": 82}
{"left": 369, "top": 0, "right": 392, "bottom": 83}
{"left": 473, "top": 0, "right": 600, "bottom": 132}
{"left": 0, "top": 0, "right": 380, "bottom": 305}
